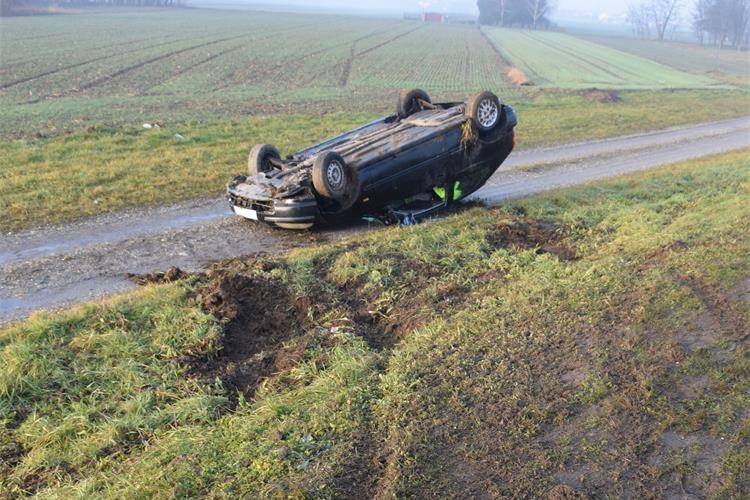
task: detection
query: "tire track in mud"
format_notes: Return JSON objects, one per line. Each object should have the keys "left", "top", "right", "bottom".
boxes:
{"left": 277, "top": 25, "right": 405, "bottom": 95}
{"left": 338, "top": 25, "right": 423, "bottom": 88}
{"left": 212, "top": 22, "right": 412, "bottom": 92}
{"left": 212, "top": 24, "right": 395, "bottom": 92}
{"left": 463, "top": 32, "right": 471, "bottom": 90}
{"left": 207, "top": 21, "right": 345, "bottom": 91}
{"left": 338, "top": 43, "right": 360, "bottom": 88}
{"left": 138, "top": 45, "right": 246, "bottom": 95}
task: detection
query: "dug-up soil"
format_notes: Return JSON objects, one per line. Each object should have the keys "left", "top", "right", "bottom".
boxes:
{"left": 486, "top": 217, "right": 578, "bottom": 261}
{"left": 129, "top": 215, "right": 579, "bottom": 402}
{"left": 190, "top": 272, "right": 307, "bottom": 400}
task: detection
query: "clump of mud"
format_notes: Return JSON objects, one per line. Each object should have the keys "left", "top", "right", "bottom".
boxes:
{"left": 189, "top": 272, "right": 307, "bottom": 399}
{"left": 545, "top": 484, "right": 588, "bottom": 499}
{"left": 126, "top": 266, "right": 193, "bottom": 285}
{"left": 487, "top": 218, "right": 578, "bottom": 261}
{"left": 578, "top": 89, "right": 621, "bottom": 103}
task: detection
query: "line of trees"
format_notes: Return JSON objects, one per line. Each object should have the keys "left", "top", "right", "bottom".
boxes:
{"left": 477, "top": 0, "right": 553, "bottom": 29}
{"left": 627, "top": 0, "right": 749, "bottom": 48}
{"left": 1, "top": 0, "right": 180, "bottom": 16}
{"left": 693, "top": 0, "right": 750, "bottom": 48}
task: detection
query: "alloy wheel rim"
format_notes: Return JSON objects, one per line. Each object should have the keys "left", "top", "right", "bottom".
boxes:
{"left": 477, "top": 98, "right": 499, "bottom": 128}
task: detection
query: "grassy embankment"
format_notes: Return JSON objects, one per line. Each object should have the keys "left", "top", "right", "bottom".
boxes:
{"left": 1, "top": 89, "right": 748, "bottom": 232}
{"left": 1, "top": 149, "right": 748, "bottom": 497}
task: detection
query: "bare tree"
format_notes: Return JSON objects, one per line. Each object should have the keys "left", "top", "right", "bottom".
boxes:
{"left": 650, "top": 0, "right": 681, "bottom": 40}
{"left": 627, "top": 2, "right": 652, "bottom": 38}
{"left": 526, "top": 0, "right": 550, "bottom": 29}
{"left": 627, "top": 0, "right": 681, "bottom": 40}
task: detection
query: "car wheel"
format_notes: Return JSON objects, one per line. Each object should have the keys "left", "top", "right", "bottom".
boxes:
{"left": 248, "top": 143, "right": 281, "bottom": 176}
{"left": 466, "top": 91, "right": 502, "bottom": 132}
{"left": 397, "top": 89, "right": 431, "bottom": 118}
{"left": 312, "top": 151, "right": 358, "bottom": 209}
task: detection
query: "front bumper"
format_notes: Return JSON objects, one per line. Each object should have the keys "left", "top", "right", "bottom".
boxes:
{"left": 228, "top": 189, "right": 320, "bottom": 228}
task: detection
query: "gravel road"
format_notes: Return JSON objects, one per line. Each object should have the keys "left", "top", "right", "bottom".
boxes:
{"left": 2, "top": 116, "right": 749, "bottom": 324}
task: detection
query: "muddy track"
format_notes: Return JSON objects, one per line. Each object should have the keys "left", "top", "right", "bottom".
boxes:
{"left": 1, "top": 117, "right": 748, "bottom": 325}
{"left": 215, "top": 24, "right": 403, "bottom": 93}
{"left": 139, "top": 44, "right": 246, "bottom": 94}
{"left": 209, "top": 21, "right": 344, "bottom": 91}
{"left": 463, "top": 33, "right": 471, "bottom": 89}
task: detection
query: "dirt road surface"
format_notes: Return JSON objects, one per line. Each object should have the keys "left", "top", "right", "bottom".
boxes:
{"left": 2, "top": 117, "right": 749, "bottom": 324}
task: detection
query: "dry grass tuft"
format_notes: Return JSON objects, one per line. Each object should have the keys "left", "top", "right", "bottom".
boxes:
{"left": 508, "top": 67, "right": 533, "bottom": 86}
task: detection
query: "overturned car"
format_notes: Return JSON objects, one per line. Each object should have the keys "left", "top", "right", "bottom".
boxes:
{"left": 227, "top": 89, "right": 517, "bottom": 229}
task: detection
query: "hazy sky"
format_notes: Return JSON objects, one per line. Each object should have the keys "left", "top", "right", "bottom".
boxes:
{"left": 256, "top": 0, "right": 638, "bottom": 17}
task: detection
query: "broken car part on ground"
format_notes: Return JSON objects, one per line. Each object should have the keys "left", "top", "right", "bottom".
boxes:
{"left": 227, "top": 89, "right": 517, "bottom": 229}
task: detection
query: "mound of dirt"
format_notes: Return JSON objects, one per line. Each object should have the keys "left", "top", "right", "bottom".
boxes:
{"left": 578, "top": 89, "right": 621, "bottom": 103}
{"left": 507, "top": 67, "right": 532, "bottom": 86}
{"left": 189, "top": 272, "right": 307, "bottom": 400}
{"left": 487, "top": 218, "right": 578, "bottom": 261}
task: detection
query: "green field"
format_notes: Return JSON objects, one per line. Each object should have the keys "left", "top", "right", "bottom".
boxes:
{"left": 481, "top": 27, "right": 726, "bottom": 89}
{"left": 2, "top": 150, "right": 748, "bottom": 497}
{"left": 585, "top": 35, "right": 750, "bottom": 88}
{"left": 1, "top": 9, "right": 743, "bottom": 138}
{"left": 0, "top": 9, "right": 519, "bottom": 137}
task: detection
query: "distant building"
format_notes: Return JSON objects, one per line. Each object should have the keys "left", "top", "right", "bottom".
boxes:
{"left": 421, "top": 12, "right": 445, "bottom": 23}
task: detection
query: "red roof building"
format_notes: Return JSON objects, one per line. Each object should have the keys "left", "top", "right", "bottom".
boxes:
{"left": 421, "top": 12, "right": 445, "bottom": 23}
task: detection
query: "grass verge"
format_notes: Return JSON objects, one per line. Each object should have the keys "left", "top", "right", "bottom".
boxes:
{"left": 1, "top": 149, "right": 748, "bottom": 497}
{"left": 1, "top": 89, "right": 748, "bottom": 233}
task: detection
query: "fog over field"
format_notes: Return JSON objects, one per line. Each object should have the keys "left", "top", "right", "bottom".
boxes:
{"left": 213, "top": 0, "right": 635, "bottom": 16}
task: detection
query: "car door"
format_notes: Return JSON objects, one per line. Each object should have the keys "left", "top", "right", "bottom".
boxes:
{"left": 360, "top": 123, "right": 462, "bottom": 200}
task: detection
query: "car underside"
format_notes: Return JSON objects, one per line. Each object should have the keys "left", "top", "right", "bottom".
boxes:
{"left": 227, "top": 89, "right": 517, "bottom": 229}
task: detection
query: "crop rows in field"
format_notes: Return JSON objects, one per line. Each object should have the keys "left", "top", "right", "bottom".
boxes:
{"left": 481, "top": 27, "right": 724, "bottom": 90}
{"left": 347, "top": 24, "right": 518, "bottom": 101}
{"left": 0, "top": 9, "right": 522, "bottom": 135}
{"left": 584, "top": 36, "right": 750, "bottom": 88}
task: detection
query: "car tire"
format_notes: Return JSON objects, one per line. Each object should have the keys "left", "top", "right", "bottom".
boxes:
{"left": 312, "top": 151, "right": 358, "bottom": 209}
{"left": 397, "top": 89, "right": 431, "bottom": 118}
{"left": 466, "top": 91, "right": 502, "bottom": 132}
{"left": 248, "top": 144, "right": 281, "bottom": 176}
